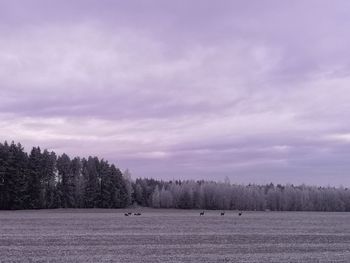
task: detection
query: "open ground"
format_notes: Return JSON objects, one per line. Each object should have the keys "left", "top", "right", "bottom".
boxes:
{"left": 0, "top": 209, "right": 349, "bottom": 262}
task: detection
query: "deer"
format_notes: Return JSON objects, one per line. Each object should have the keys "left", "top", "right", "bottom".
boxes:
{"left": 220, "top": 212, "right": 225, "bottom": 216}
{"left": 200, "top": 211, "right": 205, "bottom": 216}
{"left": 238, "top": 211, "right": 242, "bottom": 216}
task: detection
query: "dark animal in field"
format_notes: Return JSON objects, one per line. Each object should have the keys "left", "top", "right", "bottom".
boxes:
{"left": 124, "top": 213, "right": 129, "bottom": 216}
{"left": 238, "top": 212, "right": 242, "bottom": 216}
{"left": 200, "top": 211, "right": 205, "bottom": 216}
{"left": 128, "top": 212, "right": 132, "bottom": 215}
{"left": 220, "top": 212, "right": 225, "bottom": 216}
{"left": 134, "top": 213, "right": 142, "bottom": 216}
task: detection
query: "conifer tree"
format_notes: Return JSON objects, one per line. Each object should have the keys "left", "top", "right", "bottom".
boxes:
{"left": 27, "top": 147, "right": 43, "bottom": 209}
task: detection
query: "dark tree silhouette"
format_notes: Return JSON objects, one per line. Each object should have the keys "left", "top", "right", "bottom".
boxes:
{"left": 0, "top": 141, "right": 130, "bottom": 210}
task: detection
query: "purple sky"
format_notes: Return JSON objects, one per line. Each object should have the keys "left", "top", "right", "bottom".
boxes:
{"left": 1, "top": 0, "right": 350, "bottom": 186}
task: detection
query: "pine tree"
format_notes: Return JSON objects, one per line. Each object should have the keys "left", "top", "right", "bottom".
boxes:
{"left": 71, "top": 157, "right": 82, "bottom": 208}
{"left": 0, "top": 142, "right": 27, "bottom": 209}
{"left": 27, "top": 147, "right": 43, "bottom": 209}
{"left": 0, "top": 142, "right": 10, "bottom": 209}
{"left": 83, "top": 157, "right": 100, "bottom": 208}
{"left": 57, "top": 154, "right": 75, "bottom": 208}
{"left": 41, "top": 150, "right": 57, "bottom": 208}
{"left": 110, "top": 164, "right": 128, "bottom": 208}
{"left": 100, "top": 160, "right": 112, "bottom": 208}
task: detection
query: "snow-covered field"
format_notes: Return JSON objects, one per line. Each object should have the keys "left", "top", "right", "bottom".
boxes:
{"left": 0, "top": 209, "right": 349, "bottom": 262}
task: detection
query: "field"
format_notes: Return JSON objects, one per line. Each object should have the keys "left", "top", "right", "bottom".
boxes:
{"left": 0, "top": 209, "right": 349, "bottom": 262}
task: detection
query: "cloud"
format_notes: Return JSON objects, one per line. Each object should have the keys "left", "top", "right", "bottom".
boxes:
{"left": 0, "top": 23, "right": 282, "bottom": 119}
{"left": 1, "top": 1, "right": 350, "bottom": 186}
{"left": 325, "top": 133, "right": 350, "bottom": 143}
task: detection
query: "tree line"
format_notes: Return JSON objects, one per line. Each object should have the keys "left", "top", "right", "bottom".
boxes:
{"left": 1, "top": 141, "right": 350, "bottom": 211}
{"left": 134, "top": 178, "right": 350, "bottom": 211}
{"left": 0, "top": 141, "right": 131, "bottom": 209}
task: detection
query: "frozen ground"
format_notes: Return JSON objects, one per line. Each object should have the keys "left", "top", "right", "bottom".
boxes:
{"left": 0, "top": 209, "right": 349, "bottom": 262}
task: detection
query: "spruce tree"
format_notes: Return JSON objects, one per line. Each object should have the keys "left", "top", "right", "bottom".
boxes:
{"left": 41, "top": 150, "right": 57, "bottom": 208}
{"left": 27, "top": 147, "right": 43, "bottom": 209}
{"left": 57, "top": 153, "right": 74, "bottom": 208}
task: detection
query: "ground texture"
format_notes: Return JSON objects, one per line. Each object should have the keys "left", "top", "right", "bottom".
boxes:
{"left": 0, "top": 209, "right": 349, "bottom": 262}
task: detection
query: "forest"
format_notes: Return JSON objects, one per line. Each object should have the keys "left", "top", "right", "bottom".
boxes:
{"left": 1, "top": 141, "right": 350, "bottom": 211}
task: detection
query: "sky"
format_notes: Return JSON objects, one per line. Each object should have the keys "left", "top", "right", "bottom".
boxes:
{"left": 1, "top": 0, "right": 350, "bottom": 186}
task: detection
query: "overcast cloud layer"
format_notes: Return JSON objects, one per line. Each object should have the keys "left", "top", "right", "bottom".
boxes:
{"left": 1, "top": 0, "right": 350, "bottom": 186}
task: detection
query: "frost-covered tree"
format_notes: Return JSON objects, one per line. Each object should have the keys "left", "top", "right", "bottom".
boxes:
{"left": 151, "top": 185, "right": 161, "bottom": 208}
{"left": 160, "top": 186, "right": 173, "bottom": 208}
{"left": 123, "top": 169, "right": 133, "bottom": 206}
